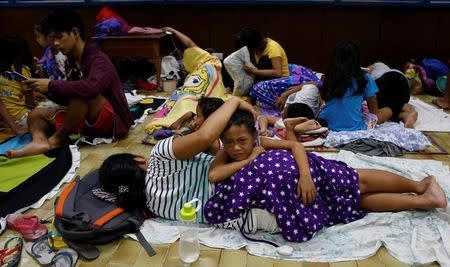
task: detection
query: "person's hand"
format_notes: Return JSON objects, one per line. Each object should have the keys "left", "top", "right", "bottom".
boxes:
{"left": 24, "top": 79, "right": 51, "bottom": 93}
{"left": 258, "top": 128, "right": 272, "bottom": 137}
{"left": 187, "top": 119, "right": 198, "bottom": 131}
{"left": 238, "top": 98, "right": 257, "bottom": 120}
{"left": 247, "top": 146, "right": 265, "bottom": 162}
{"left": 275, "top": 94, "right": 288, "bottom": 111}
{"left": 162, "top": 27, "right": 176, "bottom": 33}
{"left": 20, "top": 81, "right": 33, "bottom": 92}
{"left": 243, "top": 64, "right": 257, "bottom": 75}
{"left": 297, "top": 174, "right": 317, "bottom": 205}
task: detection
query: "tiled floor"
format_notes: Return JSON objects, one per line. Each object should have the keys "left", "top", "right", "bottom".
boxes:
{"left": 1, "top": 94, "right": 447, "bottom": 267}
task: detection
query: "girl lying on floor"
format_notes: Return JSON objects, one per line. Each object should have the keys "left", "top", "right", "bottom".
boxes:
{"left": 204, "top": 110, "right": 447, "bottom": 242}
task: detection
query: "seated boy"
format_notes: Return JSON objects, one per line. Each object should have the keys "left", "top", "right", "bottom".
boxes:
{"left": 8, "top": 10, "right": 133, "bottom": 158}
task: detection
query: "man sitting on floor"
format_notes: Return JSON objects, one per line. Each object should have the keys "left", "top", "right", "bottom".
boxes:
{"left": 8, "top": 10, "right": 133, "bottom": 158}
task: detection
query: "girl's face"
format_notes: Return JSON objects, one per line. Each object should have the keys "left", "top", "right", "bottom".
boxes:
{"left": 222, "top": 124, "right": 256, "bottom": 161}
{"left": 34, "top": 30, "right": 54, "bottom": 48}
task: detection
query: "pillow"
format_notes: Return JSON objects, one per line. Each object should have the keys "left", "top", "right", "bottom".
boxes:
{"left": 223, "top": 46, "right": 255, "bottom": 96}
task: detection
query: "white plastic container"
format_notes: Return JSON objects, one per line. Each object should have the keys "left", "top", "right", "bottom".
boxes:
{"left": 179, "top": 198, "right": 201, "bottom": 264}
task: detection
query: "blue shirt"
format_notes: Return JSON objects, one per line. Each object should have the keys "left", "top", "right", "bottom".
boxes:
{"left": 319, "top": 74, "right": 378, "bottom": 132}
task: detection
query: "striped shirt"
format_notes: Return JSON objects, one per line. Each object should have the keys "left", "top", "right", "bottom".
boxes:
{"left": 145, "top": 136, "right": 215, "bottom": 223}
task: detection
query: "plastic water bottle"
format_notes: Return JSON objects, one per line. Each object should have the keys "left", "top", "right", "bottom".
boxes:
{"left": 179, "top": 198, "right": 201, "bottom": 264}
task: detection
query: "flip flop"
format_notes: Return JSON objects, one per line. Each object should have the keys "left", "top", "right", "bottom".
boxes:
{"left": 50, "top": 248, "right": 78, "bottom": 267}
{"left": 6, "top": 214, "right": 48, "bottom": 242}
{"left": 25, "top": 236, "right": 55, "bottom": 266}
{"left": 47, "top": 230, "right": 69, "bottom": 250}
{"left": 0, "top": 237, "right": 23, "bottom": 267}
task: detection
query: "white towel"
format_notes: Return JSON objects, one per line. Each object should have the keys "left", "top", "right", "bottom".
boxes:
{"left": 410, "top": 97, "right": 450, "bottom": 132}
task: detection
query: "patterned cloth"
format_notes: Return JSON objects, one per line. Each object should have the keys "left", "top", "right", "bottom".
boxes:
{"left": 250, "top": 64, "right": 321, "bottom": 109}
{"left": 325, "top": 122, "right": 431, "bottom": 151}
{"left": 205, "top": 150, "right": 366, "bottom": 242}
{"left": 39, "top": 46, "right": 66, "bottom": 80}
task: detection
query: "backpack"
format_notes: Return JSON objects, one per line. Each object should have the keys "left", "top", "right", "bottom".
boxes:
{"left": 54, "top": 171, "right": 155, "bottom": 259}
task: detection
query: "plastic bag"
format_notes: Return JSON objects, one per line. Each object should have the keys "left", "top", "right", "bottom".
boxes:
{"left": 161, "top": 56, "right": 180, "bottom": 80}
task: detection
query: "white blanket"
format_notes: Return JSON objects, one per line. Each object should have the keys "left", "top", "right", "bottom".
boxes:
{"left": 134, "top": 151, "right": 450, "bottom": 265}
{"left": 410, "top": 97, "right": 450, "bottom": 132}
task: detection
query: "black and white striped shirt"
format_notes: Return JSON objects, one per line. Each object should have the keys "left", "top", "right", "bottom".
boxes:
{"left": 145, "top": 136, "right": 215, "bottom": 223}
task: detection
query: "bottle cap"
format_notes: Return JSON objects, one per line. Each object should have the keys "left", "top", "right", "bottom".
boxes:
{"left": 180, "top": 203, "right": 196, "bottom": 221}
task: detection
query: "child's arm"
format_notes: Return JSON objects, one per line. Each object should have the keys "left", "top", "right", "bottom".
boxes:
{"left": 244, "top": 57, "right": 283, "bottom": 78}
{"left": 293, "top": 119, "right": 321, "bottom": 134}
{"left": 0, "top": 99, "right": 26, "bottom": 134}
{"left": 170, "top": 111, "right": 194, "bottom": 130}
{"left": 21, "top": 82, "right": 36, "bottom": 109}
{"left": 365, "top": 95, "right": 379, "bottom": 117}
{"left": 257, "top": 115, "right": 277, "bottom": 137}
{"left": 208, "top": 147, "right": 265, "bottom": 183}
{"left": 261, "top": 137, "right": 317, "bottom": 204}
{"left": 162, "top": 27, "right": 197, "bottom": 48}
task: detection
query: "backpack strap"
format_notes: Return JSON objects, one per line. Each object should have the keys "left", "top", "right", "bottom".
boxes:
{"left": 55, "top": 176, "right": 80, "bottom": 218}
{"left": 93, "top": 208, "right": 125, "bottom": 228}
{"left": 135, "top": 230, "right": 156, "bottom": 256}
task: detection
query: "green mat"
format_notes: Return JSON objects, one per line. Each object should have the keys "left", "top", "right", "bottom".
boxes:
{"left": 0, "top": 154, "right": 55, "bottom": 192}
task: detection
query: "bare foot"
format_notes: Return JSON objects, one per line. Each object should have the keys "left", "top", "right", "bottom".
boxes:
{"left": 403, "top": 110, "right": 418, "bottom": 128}
{"left": 7, "top": 140, "right": 50, "bottom": 158}
{"left": 432, "top": 98, "right": 450, "bottom": 110}
{"left": 48, "top": 134, "right": 66, "bottom": 150}
{"left": 421, "top": 176, "right": 448, "bottom": 209}
{"left": 418, "top": 175, "right": 433, "bottom": 194}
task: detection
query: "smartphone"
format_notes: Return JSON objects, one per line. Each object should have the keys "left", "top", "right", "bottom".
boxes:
{"left": 4, "top": 71, "right": 29, "bottom": 81}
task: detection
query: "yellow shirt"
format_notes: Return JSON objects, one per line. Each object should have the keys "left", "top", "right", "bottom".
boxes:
{"left": 0, "top": 67, "right": 31, "bottom": 121}
{"left": 256, "top": 38, "right": 290, "bottom": 77}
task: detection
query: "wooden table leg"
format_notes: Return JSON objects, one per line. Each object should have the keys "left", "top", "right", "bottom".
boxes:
{"left": 154, "top": 56, "right": 162, "bottom": 91}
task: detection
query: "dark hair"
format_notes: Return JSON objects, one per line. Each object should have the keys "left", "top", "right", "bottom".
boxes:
{"left": 286, "top": 103, "right": 314, "bottom": 119}
{"left": 222, "top": 110, "right": 256, "bottom": 138}
{"left": 99, "top": 153, "right": 146, "bottom": 212}
{"left": 0, "top": 35, "right": 36, "bottom": 76}
{"left": 235, "top": 28, "right": 264, "bottom": 51}
{"left": 320, "top": 40, "right": 367, "bottom": 101}
{"left": 47, "top": 10, "right": 85, "bottom": 40}
{"left": 34, "top": 17, "right": 52, "bottom": 36}
{"left": 198, "top": 97, "right": 225, "bottom": 118}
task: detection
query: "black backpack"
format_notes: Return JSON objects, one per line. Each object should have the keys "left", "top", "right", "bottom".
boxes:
{"left": 54, "top": 171, "right": 155, "bottom": 259}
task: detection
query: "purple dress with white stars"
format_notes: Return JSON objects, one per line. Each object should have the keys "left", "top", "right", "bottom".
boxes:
{"left": 204, "top": 149, "right": 367, "bottom": 242}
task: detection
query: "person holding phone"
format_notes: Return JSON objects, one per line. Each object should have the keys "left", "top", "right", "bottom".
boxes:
{"left": 0, "top": 36, "right": 36, "bottom": 135}
{"left": 7, "top": 10, "right": 133, "bottom": 158}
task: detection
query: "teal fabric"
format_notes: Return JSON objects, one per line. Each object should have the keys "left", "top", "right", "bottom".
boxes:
{"left": 0, "top": 133, "right": 32, "bottom": 155}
